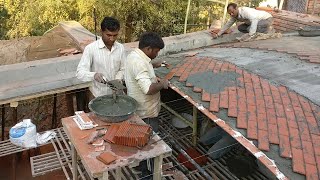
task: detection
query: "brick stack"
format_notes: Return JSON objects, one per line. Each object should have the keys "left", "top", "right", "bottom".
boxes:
{"left": 104, "top": 122, "right": 152, "bottom": 147}
{"left": 166, "top": 57, "right": 320, "bottom": 179}
{"left": 270, "top": 10, "right": 320, "bottom": 32}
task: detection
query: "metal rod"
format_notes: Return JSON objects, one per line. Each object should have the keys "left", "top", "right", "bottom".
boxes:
{"left": 93, "top": 6, "right": 97, "bottom": 41}
{"left": 161, "top": 103, "right": 193, "bottom": 127}
{"left": 168, "top": 138, "right": 213, "bottom": 180}
{"left": 2, "top": 104, "right": 5, "bottom": 140}
{"left": 192, "top": 106, "right": 198, "bottom": 146}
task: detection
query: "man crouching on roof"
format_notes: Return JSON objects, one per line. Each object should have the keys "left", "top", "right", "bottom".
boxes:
{"left": 211, "top": 3, "right": 274, "bottom": 41}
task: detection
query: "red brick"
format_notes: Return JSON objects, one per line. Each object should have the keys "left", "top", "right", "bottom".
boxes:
{"left": 294, "top": 105, "right": 306, "bottom": 122}
{"left": 292, "top": 148, "right": 306, "bottom": 174}
{"left": 286, "top": 111, "right": 298, "bottom": 128}
{"left": 254, "top": 88, "right": 264, "bottom": 100}
{"left": 246, "top": 94, "right": 256, "bottom": 106}
{"left": 289, "top": 127, "right": 302, "bottom": 149}
{"left": 228, "top": 102, "right": 237, "bottom": 117}
{"left": 278, "top": 86, "right": 289, "bottom": 98}
{"left": 213, "top": 61, "right": 223, "bottom": 73}
{"left": 279, "top": 135, "right": 292, "bottom": 158}
{"left": 209, "top": 94, "right": 219, "bottom": 112}
{"left": 298, "top": 121, "right": 311, "bottom": 142}
{"left": 257, "top": 113, "right": 268, "bottom": 131}
{"left": 237, "top": 111, "right": 247, "bottom": 129}
{"left": 221, "top": 62, "right": 229, "bottom": 72}
{"left": 256, "top": 100, "right": 266, "bottom": 114}
{"left": 306, "top": 116, "right": 320, "bottom": 135}
{"left": 289, "top": 91, "right": 301, "bottom": 107}
{"left": 251, "top": 74, "right": 260, "bottom": 86}
{"left": 264, "top": 96, "right": 275, "bottom": 109}
{"left": 186, "top": 82, "right": 193, "bottom": 87}
{"left": 305, "top": 164, "right": 319, "bottom": 180}
{"left": 179, "top": 69, "right": 192, "bottom": 82}
{"left": 277, "top": 117, "right": 289, "bottom": 136}
{"left": 275, "top": 103, "right": 286, "bottom": 118}
{"left": 298, "top": 96, "right": 313, "bottom": 113}
{"left": 261, "top": 79, "right": 271, "bottom": 96}
{"left": 267, "top": 108, "right": 277, "bottom": 124}
{"left": 270, "top": 86, "right": 282, "bottom": 104}
{"left": 315, "top": 155, "right": 320, "bottom": 180}
{"left": 219, "top": 90, "right": 228, "bottom": 108}
{"left": 229, "top": 87, "right": 237, "bottom": 102}
{"left": 311, "top": 134, "right": 320, "bottom": 156}
{"left": 238, "top": 97, "right": 246, "bottom": 112}
{"left": 302, "top": 141, "right": 316, "bottom": 165}
{"left": 201, "top": 90, "right": 211, "bottom": 102}
{"left": 193, "top": 87, "right": 202, "bottom": 93}
{"left": 207, "top": 60, "right": 216, "bottom": 71}
{"left": 243, "top": 72, "right": 252, "bottom": 83}
{"left": 237, "top": 88, "right": 246, "bottom": 99}
{"left": 247, "top": 120, "right": 258, "bottom": 140}
{"left": 247, "top": 105, "right": 256, "bottom": 120}
{"left": 268, "top": 123, "right": 279, "bottom": 144}
{"left": 228, "top": 63, "right": 236, "bottom": 71}
{"left": 311, "top": 104, "right": 320, "bottom": 121}
{"left": 258, "top": 130, "right": 270, "bottom": 151}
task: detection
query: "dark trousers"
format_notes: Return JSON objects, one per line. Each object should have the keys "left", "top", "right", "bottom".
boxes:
{"left": 238, "top": 17, "right": 273, "bottom": 34}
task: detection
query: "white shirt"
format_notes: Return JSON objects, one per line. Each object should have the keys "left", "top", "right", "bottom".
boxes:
{"left": 76, "top": 38, "right": 125, "bottom": 97}
{"left": 218, "top": 7, "right": 272, "bottom": 36}
{"left": 124, "top": 49, "right": 161, "bottom": 119}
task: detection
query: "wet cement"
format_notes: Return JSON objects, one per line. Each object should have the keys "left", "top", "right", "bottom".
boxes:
{"left": 187, "top": 71, "right": 240, "bottom": 94}
{"left": 89, "top": 95, "right": 137, "bottom": 116}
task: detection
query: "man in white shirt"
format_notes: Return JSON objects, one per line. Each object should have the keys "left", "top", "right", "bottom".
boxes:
{"left": 76, "top": 17, "right": 125, "bottom": 97}
{"left": 125, "top": 32, "right": 168, "bottom": 132}
{"left": 125, "top": 32, "right": 168, "bottom": 179}
{"left": 212, "top": 3, "right": 274, "bottom": 38}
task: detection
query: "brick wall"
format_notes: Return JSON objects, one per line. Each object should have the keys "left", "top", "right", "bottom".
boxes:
{"left": 271, "top": 10, "right": 320, "bottom": 32}
{"left": 307, "top": 0, "right": 320, "bottom": 15}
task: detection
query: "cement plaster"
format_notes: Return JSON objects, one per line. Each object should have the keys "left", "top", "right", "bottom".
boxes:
{"left": 187, "top": 71, "right": 240, "bottom": 94}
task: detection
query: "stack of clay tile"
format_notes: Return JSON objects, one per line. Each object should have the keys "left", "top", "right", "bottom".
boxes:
{"left": 104, "top": 122, "right": 152, "bottom": 147}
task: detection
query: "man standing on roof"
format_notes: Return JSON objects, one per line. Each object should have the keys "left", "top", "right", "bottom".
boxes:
{"left": 125, "top": 32, "right": 168, "bottom": 179}
{"left": 211, "top": 3, "right": 274, "bottom": 39}
{"left": 76, "top": 17, "right": 125, "bottom": 97}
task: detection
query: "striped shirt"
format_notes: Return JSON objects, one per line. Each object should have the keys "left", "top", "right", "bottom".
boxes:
{"left": 76, "top": 38, "right": 125, "bottom": 97}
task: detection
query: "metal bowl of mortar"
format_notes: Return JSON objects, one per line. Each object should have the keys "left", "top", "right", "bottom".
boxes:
{"left": 88, "top": 94, "right": 138, "bottom": 123}
{"left": 298, "top": 26, "right": 320, "bottom": 37}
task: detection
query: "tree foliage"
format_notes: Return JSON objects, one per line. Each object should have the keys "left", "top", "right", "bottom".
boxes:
{"left": 1, "top": 0, "right": 264, "bottom": 41}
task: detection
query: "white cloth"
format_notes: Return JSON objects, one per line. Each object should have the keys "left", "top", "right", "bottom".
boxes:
{"left": 36, "top": 131, "right": 56, "bottom": 145}
{"left": 218, "top": 7, "right": 272, "bottom": 36}
{"left": 124, "top": 49, "right": 161, "bottom": 119}
{"left": 76, "top": 38, "right": 126, "bottom": 97}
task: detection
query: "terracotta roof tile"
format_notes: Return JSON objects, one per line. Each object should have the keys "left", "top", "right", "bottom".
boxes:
{"left": 165, "top": 56, "right": 320, "bottom": 178}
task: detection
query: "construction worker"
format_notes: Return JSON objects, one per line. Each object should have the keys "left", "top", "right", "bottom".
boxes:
{"left": 76, "top": 17, "right": 125, "bottom": 98}
{"left": 211, "top": 3, "right": 274, "bottom": 39}
{"left": 124, "top": 32, "right": 168, "bottom": 179}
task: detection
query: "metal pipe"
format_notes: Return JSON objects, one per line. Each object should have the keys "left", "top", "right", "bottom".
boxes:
{"left": 161, "top": 103, "right": 193, "bottom": 127}
{"left": 2, "top": 104, "right": 5, "bottom": 140}
{"left": 279, "top": 0, "right": 284, "bottom": 10}
{"left": 184, "top": 0, "right": 192, "bottom": 34}
{"left": 168, "top": 138, "right": 213, "bottom": 180}
{"left": 222, "top": 0, "right": 229, "bottom": 25}
{"left": 51, "top": 94, "right": 57, "bottom": 129}
{"left": 192, "top": 106, "right": 198, "bottom": 146}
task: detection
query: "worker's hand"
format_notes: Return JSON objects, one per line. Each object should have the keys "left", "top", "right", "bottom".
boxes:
{"left": 94, "top": 73, "right": 106, "bottom": 84}
{"left": 152, "top": 61, "right": 162, "bottom": 68}
{"left": 159, "top": 79, "right": 169, "bottom": 89}
{"left": 211, "top": 32, "right": 219, "bottom": 39}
